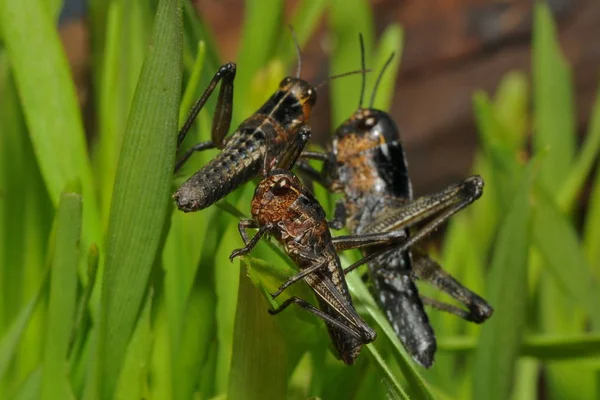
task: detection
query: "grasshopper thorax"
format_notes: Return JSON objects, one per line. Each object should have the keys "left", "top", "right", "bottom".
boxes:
{"left": 333, "top": 108, "right": 412, "bottom": 201}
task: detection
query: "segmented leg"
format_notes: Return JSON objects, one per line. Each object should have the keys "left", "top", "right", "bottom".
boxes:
{"left": 229, "top": 222, "right": 273, "bottom": 261}
{"left": 268, "top": 296, "right": 369, "bottom": 342}
{"left": 411, "top": 250, "right": 493, "bottom": 323}
{"left": 175, "top": 62, "right": 236, "bottom": 171}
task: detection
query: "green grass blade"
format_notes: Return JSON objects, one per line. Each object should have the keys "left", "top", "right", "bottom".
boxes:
{"left": 346, "top": 273, "right": 437, "bottom": 400}
{"left": 0, "top": 0, "right": 100, "bottom": 248}
{"left": 97, "top": 0, "right": 182, "bottom": 397}
{"left": 273, "top": 0, "right": 327, "bottom": 65}
{"left": 234, "top": 0, "right": 284, "bottom": 118}
{"left": 533, "top": 185, "right": 600, "bottom": 327}
{"left": 11, "top": 368, "right": 42, "bottom": 400}
{"left": 41, "top": 191, "right": 82, "bottom": 400}
{"left": 0, "top": 271, "right": 47, "bottom": 383}
{"left": 114, "top": 293, "right": 152, "bottom": 400}
{"left": 472, "top": 164, "right": 534, "bottom": 400}
{"left": 532, "top": 2, "right": 576, "bottom": 191}
{"left": 328, "top": 0, "right": 374, "bottom": 127}
{"left": 227, "top": 264, "right": 287, "bottom": 400}
{"left": 440, "top": 333, "right": 600, "bottom": 360}
{"left": 179, "top": 41, "right": 206, "bottom": 125}
{"left": 583, "top": 78, "right": 600, "bottom": 270}
{"left": 558, "top": 78, "right": 600, "bottom": 212}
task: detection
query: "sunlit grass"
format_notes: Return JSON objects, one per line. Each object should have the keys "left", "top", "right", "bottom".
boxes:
{"left": 0, "top": 0, "right": 599, "bottom": 399}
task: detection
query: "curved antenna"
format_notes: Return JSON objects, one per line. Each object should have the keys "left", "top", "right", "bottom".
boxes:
{"left": 288, "top": 24, "right": 302, "bottom": 78}
{"left": 316, "top": 69, "right": 371, "bottom": 91}
{"left": 358, "top": 33, "right": 366, "bottom": 109}
{"left": 369, "top": 52, "right": 395, "bottom": 109}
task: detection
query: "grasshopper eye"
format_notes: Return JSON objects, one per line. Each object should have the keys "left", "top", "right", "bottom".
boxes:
{"left": 272, "top": 178, "right": 291, "bottom": 196}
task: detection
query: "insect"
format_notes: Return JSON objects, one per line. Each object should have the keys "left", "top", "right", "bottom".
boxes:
{"left": 229, "top": 169, "right": 410, "bottom": 364}
{"left": 173, "top": 31, "right": 364, "bottom": 212}
{"left": 298, "top": 35, "right": 493, "bottom": 367}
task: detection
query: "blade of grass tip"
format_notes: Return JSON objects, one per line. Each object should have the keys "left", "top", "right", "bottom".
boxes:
{"left": 369, "top": 24, "right": 403, "bottom": 112}
{"left": 493, "top": 71, "right": 529, "bottom": 153}
{"left": 0, "top": 0, "right": 100, "bottom": 250}
{"left": 559, "top": 77, "right": 600, "bottom": 212}
{"left": 273, "top": 0, "right": 327, "bottom": 65}
{"left": 68, "top": 244, "right": 99, "bottom": 363}
{"left": 0, "top": 268, "right": 48, "bottom": 383}
{"left": 228, "top": 264, "right": 287, "bottom": 400}
{"left": 532, "top": 2, "right": 576, "bottom": 191}
{"left": 533, "top": 185, "right": 600, "bottom": 327}
{"left": 472, "top": 162, "right": 535, "bottom": 400}
{"left": 182, "top": 0, "right": 220, "bottom": 72}
{"left": 41, "top": 190, "right": 82, "bottom": 400}
{"left": 345, "top": 273, "right": 437, "bottom": 400}
{"left": 328, "top": 0, "right": 375, "bottom": 127}
{"left": 95, "top": 1, "right": 152, "bottom": 225}
{"left": 179, "top": 40, "right": 206, "bottom": 125}
{"left": 97, "top": 0, "right": 182, "bottom": 397}
{"left": 234, "top": 0, "right": 284, "bottom": 119}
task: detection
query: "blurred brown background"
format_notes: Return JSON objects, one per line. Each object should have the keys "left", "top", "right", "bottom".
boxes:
{"left": 60, "top": 0, "right": 600, "bottom": 195}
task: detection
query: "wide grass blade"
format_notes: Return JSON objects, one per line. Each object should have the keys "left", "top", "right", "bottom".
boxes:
{"left": 40, "top": 191, "right": 82, "bottom": 400}
{"left": 0, "top": 0, "right": 100, "bottom": 248}
{"left": 533, "top": 186, "right": 600, "bottom": 327}
{"left": 234, "top": 0, "right": 284, "bottom": 119}
{"left": 97, "top": 0, "right": 182, "bottom": 397}
{"left": 558, "top": 79, "right": 600, "bottom": 211}
{"left": 472, "top": 164, "right": 534, "bottom": 400}
{"left": 532, "top": 2, "right": 575, "bottom": 191}
{"left": 228, "top": 264, "right": 287, "bottom": 400}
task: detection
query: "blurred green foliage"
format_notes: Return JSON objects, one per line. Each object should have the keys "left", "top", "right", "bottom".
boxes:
{"left": 0, "top": 0, "right": 599, "bottom": 399}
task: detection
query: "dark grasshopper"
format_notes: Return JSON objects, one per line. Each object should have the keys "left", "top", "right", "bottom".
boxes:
{"left": 298, "top": 36, "right": 493, "bottom": 367}
{"left": 173, "top": 33, "right": 365, "bottom": 212}
{"left": 173, "top": 60, "right": 316, "bottom": 212}
{"left": 230, "top": 169, "right": 410, "bottom": 364}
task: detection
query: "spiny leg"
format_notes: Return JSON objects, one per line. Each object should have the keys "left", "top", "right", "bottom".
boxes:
{"left": 268, "top": 296, "right": 367, "bottom": 342}
{"left": 270, "top": 252, "right": 327, "bottom": 299}
{"left": 176, "top": 62, "right": 236, "bottom": 170}
{"left": 230, "top": 222, "right": 273, "bottom": 261}
{"left": 350, "top": 176, "right": 485, "bottom": 271}
{"left": 332, "top": 230, "right": 407, "bottom": 253}
{"left": 174, "top": 142, "right": 216, "bottom": 172}
{"left": 178, "top": 62, "right": 236, "bottom": 147}
{"left": 412, "top": 250, "right": 493, "bottom": 323}
{"left": 236, "top": 219, "right": 258, "bottom": 246}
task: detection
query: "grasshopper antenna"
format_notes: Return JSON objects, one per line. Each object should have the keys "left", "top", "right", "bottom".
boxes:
{"left": 288, "top": 24, "right": 302, "bottom": 78}
{"left": 358, "top": 33, "right": 366, "bottom": 109}
{"left": 369, "top": 52, "right": 395, "bottom": 109}
{"left": 316, "top": 69, "right": 371, "bottom": 91}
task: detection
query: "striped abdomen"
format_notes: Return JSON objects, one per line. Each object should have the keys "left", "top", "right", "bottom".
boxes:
{"left": 174, "top": 123, "right": 279, "bottom": 212}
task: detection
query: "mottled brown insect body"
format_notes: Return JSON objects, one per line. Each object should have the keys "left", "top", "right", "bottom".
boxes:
{"left": 249, "top": 171, "right": 376, "bottom": 364}
{"left": 174, "top": 74, "right": 317, "bottom": 212}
